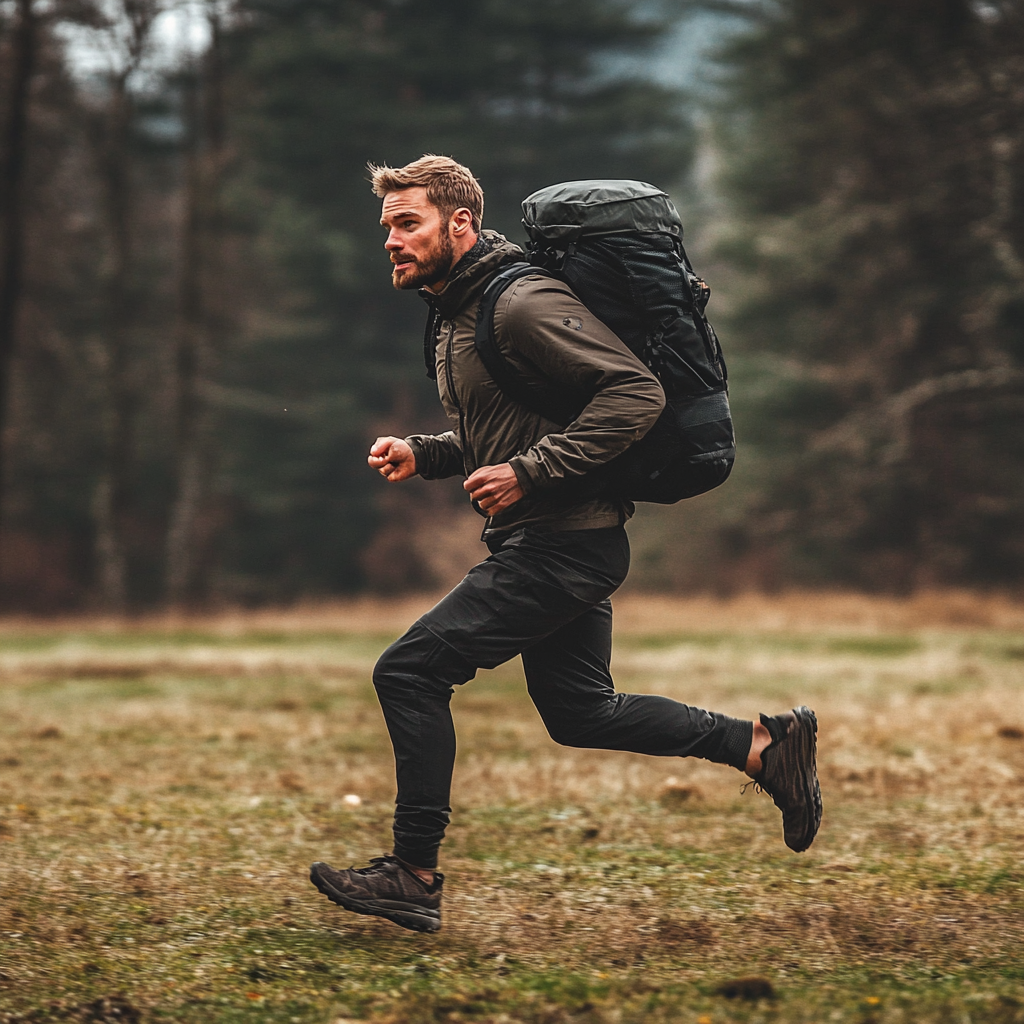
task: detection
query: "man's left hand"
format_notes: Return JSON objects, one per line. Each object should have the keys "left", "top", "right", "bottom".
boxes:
{"left": 464, "top": 463, "right": 524, "bottom": 515}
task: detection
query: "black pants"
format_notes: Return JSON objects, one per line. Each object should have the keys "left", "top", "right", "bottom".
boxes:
{"left": 372, "top": 526, "right": 752, "bottom": 869}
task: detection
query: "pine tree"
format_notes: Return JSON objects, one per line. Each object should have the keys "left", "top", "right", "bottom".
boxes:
{"left": 713, "top": 0, "right": 1024, "bottom": 588}
{"left": 218, "top": 0, "right": 694, "bottom": 596}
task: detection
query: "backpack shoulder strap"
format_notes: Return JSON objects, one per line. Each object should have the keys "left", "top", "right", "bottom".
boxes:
{"left": 474, "top": 262, "right": 585, "bottom": 425}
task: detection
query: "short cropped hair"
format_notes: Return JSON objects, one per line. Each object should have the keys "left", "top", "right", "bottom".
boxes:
{"left": 368, "top": 154, "right": 484, "bottom": 232}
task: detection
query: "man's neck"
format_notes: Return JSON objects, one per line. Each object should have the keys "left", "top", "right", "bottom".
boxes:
{"left": 425, "top": 231, "right": 480, "bottom": 294}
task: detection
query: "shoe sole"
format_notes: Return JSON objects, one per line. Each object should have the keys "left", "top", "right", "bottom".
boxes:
{"left": 786, "top": 706, "right": 821, "bottom": 853}
{"left": 309, "top": 862, "right": 442, "bottom": 933}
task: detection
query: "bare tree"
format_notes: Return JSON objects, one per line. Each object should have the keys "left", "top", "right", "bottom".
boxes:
{"left": 84, "top": 0, "right": 162, "bottom": 610}
{"left": 0, "top": 0, "right": 38, "bottom": 527}
{"left": 165, "top": 0, "right": 228, "bottom": 605}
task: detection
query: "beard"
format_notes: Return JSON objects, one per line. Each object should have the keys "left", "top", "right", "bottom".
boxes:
{"left": 391, "top": 229, "right": 455, "bottom": 291}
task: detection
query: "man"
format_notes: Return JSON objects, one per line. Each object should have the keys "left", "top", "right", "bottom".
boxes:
{"left": 309, "top": 155, "right": 821, "bottom": 934}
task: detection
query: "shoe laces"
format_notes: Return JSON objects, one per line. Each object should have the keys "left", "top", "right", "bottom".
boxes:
{"left": 354, "top": 855, "right": 398, "bottom": 876}
{"left": 355, "top": 855, "right": 439, "bottom": 890}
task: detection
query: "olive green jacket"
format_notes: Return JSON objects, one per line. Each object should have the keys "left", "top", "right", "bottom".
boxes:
{"left": 405, "top": 231, "right": 666, "bottom": 537}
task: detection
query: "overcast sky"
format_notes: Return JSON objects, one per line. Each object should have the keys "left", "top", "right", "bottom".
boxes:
{"left": 59, "top": 4, "right": 741, "bottom": 96}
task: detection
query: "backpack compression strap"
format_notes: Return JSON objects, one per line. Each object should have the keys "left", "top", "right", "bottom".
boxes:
{"left": 473, "top": 262, "right": 588, "bottom": 426}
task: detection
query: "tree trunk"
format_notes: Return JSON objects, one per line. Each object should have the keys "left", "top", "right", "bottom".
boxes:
{"left": 165, "top": 65, "right": 205, "bottom": 604}
{"left": 165, "top": 7, "right": 226, "bottom": 606}
{"left": 85, "top": 0, "right": 165, "bottom": 611}
{"left": 0, "top": 0, "right": 37, "bottom": 533}
{"left": 93, "top": 73, "right": 135, "bottom": 612}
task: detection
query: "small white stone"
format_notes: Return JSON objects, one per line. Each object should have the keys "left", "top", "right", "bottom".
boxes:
{"left": 342, "top": 793, "right": 362, "bottom": 807}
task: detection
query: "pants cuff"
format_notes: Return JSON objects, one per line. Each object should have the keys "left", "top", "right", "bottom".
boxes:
{"left": 716, "top": 714, "right": 753, "bottom": 772}
{"left": 393, "top": 844, "right": 439, "bottom": 870}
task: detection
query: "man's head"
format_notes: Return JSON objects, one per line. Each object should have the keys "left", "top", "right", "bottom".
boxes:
{"left": 369, "top": 155, "right": 483, "bottom": 291}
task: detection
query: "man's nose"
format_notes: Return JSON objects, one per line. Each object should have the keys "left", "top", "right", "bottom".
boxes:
{"left": 384, "top": 229, "right": 403, "bottom": 251}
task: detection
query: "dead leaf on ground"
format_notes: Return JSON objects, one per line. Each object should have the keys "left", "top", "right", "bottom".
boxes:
{"left": 656, "top": 915, "right": 717, "bottom": 947}
{"left": 658, "top": 776, "right": 703, "bottom": 807}
{"left": 715, "top": 976, "right": 776, "bottom": 1000}
{"left": 278, "top": 770, "right": 306, "bottom": 792}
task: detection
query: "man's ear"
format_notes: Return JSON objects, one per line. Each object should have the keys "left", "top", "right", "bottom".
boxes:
{"left": 450, "top": 207, "right": 475, "bottom": 237}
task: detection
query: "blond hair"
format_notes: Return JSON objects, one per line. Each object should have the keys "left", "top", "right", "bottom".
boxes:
{"left": 368, "top": 154, "right": 484, "bottom": 232}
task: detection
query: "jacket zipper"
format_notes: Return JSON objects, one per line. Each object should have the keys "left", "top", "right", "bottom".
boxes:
{"left": 443, "top": 322, "right": 470, "bottom": 468}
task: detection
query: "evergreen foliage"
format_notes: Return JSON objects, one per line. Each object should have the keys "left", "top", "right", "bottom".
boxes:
{"left": 0, "top": 0, "right": 691, "bottom": 606}
{"left": 221, "top": 0, "right": 693, "bottom": 596}
{"left": 7, "top": 0, "right": 1024, "bottom": 606}
{"left": 714, "top": 0, "right": 1024, "bottom": 588}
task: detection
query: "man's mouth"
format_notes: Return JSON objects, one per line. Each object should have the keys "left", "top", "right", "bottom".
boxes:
{"left": 391, "top": 255, "right": 415, "bottom": 270}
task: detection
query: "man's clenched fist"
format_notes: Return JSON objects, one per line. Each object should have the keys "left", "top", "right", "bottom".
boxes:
{"left": 464, "top": 463, "right": 524, "bottom": 515}
{"left": 368, "top": 436, "right": 417, "bottom": 482}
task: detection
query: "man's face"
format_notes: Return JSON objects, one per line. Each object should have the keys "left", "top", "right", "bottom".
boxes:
{"left": 380, "top": 187, "right": 454, "bottom": 291}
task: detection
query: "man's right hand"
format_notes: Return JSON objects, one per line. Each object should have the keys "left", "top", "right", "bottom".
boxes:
{"left": 368, "top": 436, "right": 418, "bottom": 482}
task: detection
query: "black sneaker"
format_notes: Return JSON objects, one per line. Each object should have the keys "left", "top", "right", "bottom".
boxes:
{"left": 309, "top": 855, "right": 443, "bottom": 933}
{"left": 752, "top": 706, "right": 822, "bottom": 853}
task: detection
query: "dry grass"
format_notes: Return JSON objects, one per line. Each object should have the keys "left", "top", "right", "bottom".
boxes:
{"left": 0, "top": 592, "right": 1022, "bottom": 1023}
{"left": 2, "top": 587, "right": 1023, "bottom": 637}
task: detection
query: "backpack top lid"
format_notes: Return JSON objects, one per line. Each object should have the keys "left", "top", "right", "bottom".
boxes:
{"left": 521, "top": 179, "right": 683, "bottom": 245}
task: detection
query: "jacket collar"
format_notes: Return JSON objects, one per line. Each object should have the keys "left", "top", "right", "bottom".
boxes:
{"left": 419, "top": 230, "right": 524, "bottom": 320}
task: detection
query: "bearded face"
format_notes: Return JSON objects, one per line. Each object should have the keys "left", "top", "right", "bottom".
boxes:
{"left": 381, "top": 187, "right": 470, "bottom": 293}
{"left": 390, "top": 223, "right": 455, "bottom": 291}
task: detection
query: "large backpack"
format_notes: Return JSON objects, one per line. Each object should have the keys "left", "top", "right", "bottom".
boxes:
{"left": 474, "top": 179, "right": 735, "bottom": 504}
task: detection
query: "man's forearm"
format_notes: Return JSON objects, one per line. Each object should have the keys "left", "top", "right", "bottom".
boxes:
{"left": 509, "top": 376, "right": 665, "bottom": 492}
{"left": 405, "top": 431, "right": 465, "bottom": 479}
{"left": 498, "top": 276, "right": 667, "bottom": 492}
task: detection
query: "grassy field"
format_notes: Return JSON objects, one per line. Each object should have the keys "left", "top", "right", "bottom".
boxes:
{"left": 1, "top": 592, "right": 1023, "bottom": 1024}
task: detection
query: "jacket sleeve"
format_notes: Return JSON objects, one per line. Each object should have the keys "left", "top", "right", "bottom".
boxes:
{"left": 405, "top": 430, "right": 465, "bottom": 480}
{"left": 496, "top": 277, "right": 666, "bottom": 493}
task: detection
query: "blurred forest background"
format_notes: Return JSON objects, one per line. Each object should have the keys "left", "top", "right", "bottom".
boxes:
{"left": 0, "top": 0, "right": 1021, "bottom": 611}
